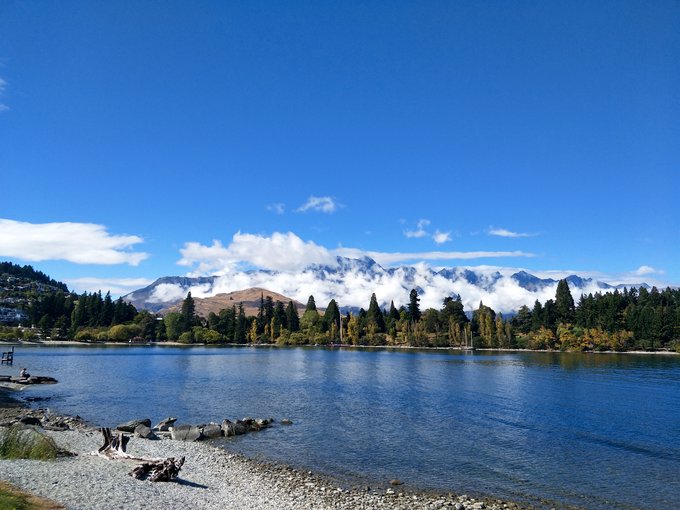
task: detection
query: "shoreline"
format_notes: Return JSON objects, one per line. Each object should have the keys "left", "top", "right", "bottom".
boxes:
{"left": 0, "top": 402, "right": 541, "bottom": 510}
{"left": 1, "top": 338, "right": 678, "bottom": 356}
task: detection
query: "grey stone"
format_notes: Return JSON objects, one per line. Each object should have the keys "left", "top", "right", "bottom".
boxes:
{"left": 116, "top": 418, "right": 151, "bottom": 433}
{"left": 135, "top": 424, "right": 158, "bottom": 440}
{"left": 170, "top": 424, "right": 202, "bottom": 442}
{"left": 153, "top": 417, "right": 177, "bottom": 431}
{"left": 221, "top": 419, "right": 236, "bottom": 437}
{"left": 233, "top": 420, "right": 248, "bottom": 435}
{"left": 280, "top": 418, "right": 293, "bottom": 425}
{"left": 201, "top": 423, "right": 223, "bottom": 439}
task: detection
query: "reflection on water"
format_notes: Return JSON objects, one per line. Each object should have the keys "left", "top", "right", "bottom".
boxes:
{"left": 2, "top": 346, "right": 680, "bottom": 510}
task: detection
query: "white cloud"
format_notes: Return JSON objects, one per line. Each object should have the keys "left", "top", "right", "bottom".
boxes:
{"left": 404, "top": 219, "right": 430, "bottom": 238}
{"left": 634, "top": 265, "right": 663, "bottom": 276}
{"left": 488, "top": 227, "right": 535, "bottom": 238}
{"left": 266, "top": 203, "right": 285, "bottom": 214}
{"left": 178, "top": 231, "right": 335, "bottom": 274}
{"left": 0, "top": 219, "right": 149, "bottom": 265}
{"left": 335, "top": 248, "right": 535, "bottom": 266}
{"left": 433, "top": 230, "right": 451, "bottom": 244}
{"left": 179, "top": 231, "right": 536, "bottom": 277}
{"left": 66, "top": 277, "right": 153, "bottom": 297}
{"left": 296, "top": 196, "right": 338, "bottom": 213}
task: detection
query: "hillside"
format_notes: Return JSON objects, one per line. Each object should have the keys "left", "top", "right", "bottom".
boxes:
{"left": 0, "top": 262, "right": 70, "bottom": 324}
{"left": 160, "top": 287, "right": 308, "bottom": 318}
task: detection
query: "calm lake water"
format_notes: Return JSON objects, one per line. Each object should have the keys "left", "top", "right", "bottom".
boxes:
{"left": 2, "top": 346, "right": 679, "bottom": 509}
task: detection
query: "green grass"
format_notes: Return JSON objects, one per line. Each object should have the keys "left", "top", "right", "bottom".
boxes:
{"left": 0, "top": 486, "right": 30, "bottom": 510}
{"left": 0, "top": 482, "right": 62, "bottom": 510}
{"left": 0, "top": 425, "right": 58, "bottom": 461}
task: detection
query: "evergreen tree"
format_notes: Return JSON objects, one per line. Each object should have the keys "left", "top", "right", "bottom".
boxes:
{"left": 366, "top": 293, "right": 386, "bottom": 333}
{"left": 512, "top": 305, "right": 533, "bottom": 334}
{"left": 305, "top": 295, "right": 317, "bottom": 312}
{"left": 264, "top": 296, "right": 275, "bottom": 325}
{"left": 555, "top": 279, "right": 575, "bottom": 324}
{"left": 234, "top": 303, "right": 247, "bottom": 343}
{"left": 256, "top": 292, "right": 265, "bottom": 333}
{"left": 323, "top": 299, "right": 341, "bottom": 335}
{"left": 180, "top": 292, "right": 196, "bottom": 333}
{"left": 408, "top": 289, "right": 421, "bottom": 323}
{"left": 388, "top": 301, "right": 400, "bottom": 322}
{"left": 286, "top": 301, "right": 300, "bottom": 332}
{"left": 274, "top": 301, "right": 287, "bottom": 330}
{"left": 99, "top": 291, "right": 114, "bottom": 326}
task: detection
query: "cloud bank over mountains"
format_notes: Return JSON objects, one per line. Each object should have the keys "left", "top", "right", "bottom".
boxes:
{"left": 124, "top": 231, "right": 656, "bottom": 315}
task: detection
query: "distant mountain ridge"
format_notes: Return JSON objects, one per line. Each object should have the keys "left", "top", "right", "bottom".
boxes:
{"left": 123, "top": 255, "right": 649, "bottom": 315}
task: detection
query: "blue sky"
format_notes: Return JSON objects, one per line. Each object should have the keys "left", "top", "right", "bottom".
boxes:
{"left": 0, "top": 1, "right": 678, "bottom": 296}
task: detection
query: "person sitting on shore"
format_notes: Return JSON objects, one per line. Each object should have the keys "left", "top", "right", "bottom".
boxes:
{"left": 19, "top": 367, "right": 30, "bottom": 379}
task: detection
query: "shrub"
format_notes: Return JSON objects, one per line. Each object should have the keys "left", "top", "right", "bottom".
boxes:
{"left": 0, "top": 425, "right": 58, "bottom": 460}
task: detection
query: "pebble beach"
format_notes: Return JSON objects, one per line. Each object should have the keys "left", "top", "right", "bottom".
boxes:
{"left": 0, "top": 402, "right": 533, "bottom": 510}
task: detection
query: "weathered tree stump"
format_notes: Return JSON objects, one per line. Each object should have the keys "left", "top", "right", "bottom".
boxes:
{"left": 98, "top": 427, "right": 132, "bottom": 459}
{"left": 130, "top": 456, "right": 185, "bottom": 482}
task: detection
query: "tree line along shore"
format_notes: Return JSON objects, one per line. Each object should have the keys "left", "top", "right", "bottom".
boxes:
{"left": 1, "top": 262, "right": 679, "bottom": 352}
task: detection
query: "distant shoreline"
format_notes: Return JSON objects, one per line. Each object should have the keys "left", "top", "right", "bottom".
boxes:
{"left": 1, "top": 338, "right": 678, "bottom": 356}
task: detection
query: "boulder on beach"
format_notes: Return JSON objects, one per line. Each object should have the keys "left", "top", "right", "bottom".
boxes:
{"left": 116, "top": 418, "right": 151, "bottom": 433}
{"left": 233, "top": 420, "right": 249, "bottom": 435}
{"left": 201, "top": 423, "right": 223, "bottom": 439}
{"left": 135, "top": 424, "right": 158, "bottom": 440}
{"left": 153, "top": 417, "right": 177, "bottom": 431}
{"left": 221, "top": 419, "right": 236, "bottom": 437}
{"left": 170, "top": 424, "right": 202, "bottom": 442}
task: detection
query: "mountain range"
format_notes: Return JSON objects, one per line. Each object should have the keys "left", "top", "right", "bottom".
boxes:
{"left": 123, "top": 256, "right": 649, "bottom": 316}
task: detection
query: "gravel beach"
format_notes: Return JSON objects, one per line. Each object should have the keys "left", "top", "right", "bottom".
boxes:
{"left": 0, "top": 405, "right": 533, "bottom": 510}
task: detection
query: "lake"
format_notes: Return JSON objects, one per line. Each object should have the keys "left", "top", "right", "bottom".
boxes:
{"left": 2, "top": 345, "right": 679, "bottom": 509}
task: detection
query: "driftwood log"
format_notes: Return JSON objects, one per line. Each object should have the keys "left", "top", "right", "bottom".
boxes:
{"left": 96, "top": 428, "right": 184, "bottom": 482}
{"left": 131, "top": 457, "right": 185, "bottom": 482}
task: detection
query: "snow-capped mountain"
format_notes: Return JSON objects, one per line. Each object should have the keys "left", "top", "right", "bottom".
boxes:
{"left": 123, "top": 256, "right": 648, "bottom": 315}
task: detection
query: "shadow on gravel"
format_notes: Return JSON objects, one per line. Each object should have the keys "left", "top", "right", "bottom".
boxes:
{"left": 173, "top": 478, "right": 209, "bottom": 489}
